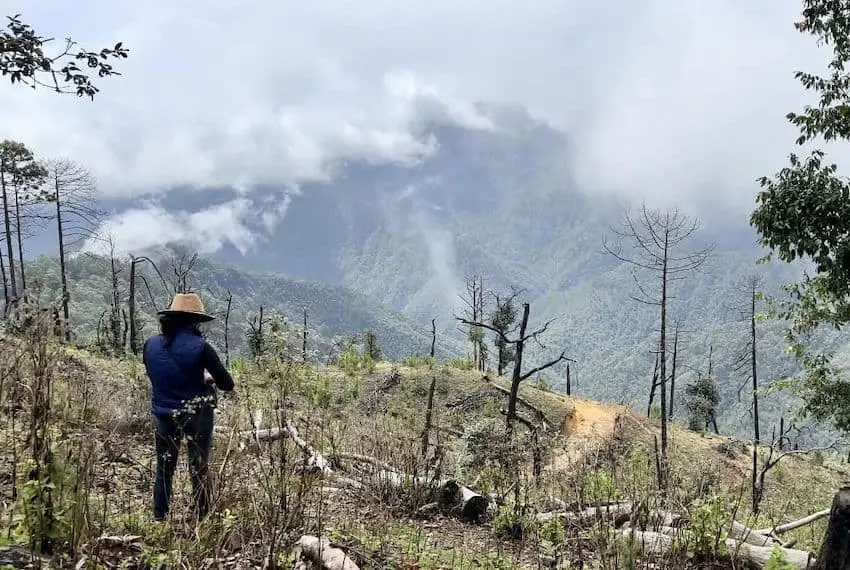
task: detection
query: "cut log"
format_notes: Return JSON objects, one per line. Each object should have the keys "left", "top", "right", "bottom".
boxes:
{"left": 814, "top": 487, "right": 850, "bottom": 570}
{"left": 439, "top": 480, "right": 491, "bottom": 522}
{"left": 537, "top": 502, "right": 633, "bottom": 528}
{"left": 292, "top": 535, "right": 359, "bottom": 570}
{"left": 729, "top": 520, "right": 776, "bottom": 548}
{"left": 729, "top": 541, "right": 814, "bottom": 569}
{"left": 755, "top": 509, "right": 831, "bottom": 536}
{"left": 616, "top": 529, "right": 815, "bottom": 569}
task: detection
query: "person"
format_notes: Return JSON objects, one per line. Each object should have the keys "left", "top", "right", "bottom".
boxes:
{"left": 142, "top": 292, "right": 234, "bottom": 522}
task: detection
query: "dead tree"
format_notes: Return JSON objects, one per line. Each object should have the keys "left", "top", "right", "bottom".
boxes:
{"left": 668, "top": 321, "right": 680, "bottom": 419}
{"left": 647, "top": 350, "right": 661, "bottom": 417}
{"left": 169, "top": 251, "right": 198, "bottom": 293}
{"left": 430, "top": 318, "right": 436, "bottom": 359}
{"left": 302, "top": 307, "right": 308, "bottom": 362}
{"left": 127, "top": 255, "right": 168, "bottom": 354}
{"left": 565, "top": 363, "right": 572, "bottom": 396}
{"left": 733, "top": 275, "right": 765, "bottom": 512}
{"left": 459, "top": 275, "right": 489, "bottom": 371}
{"left": 247, "top": 305, "right": 266, "bottom": 360}
{"left": 44, "top": 159, "right": 103, "bottom": 340}
{"left": 224, "top": 291, "right": 232, "bottom": 367}
{"left": 603, "top": 204, "right": 714, "bottom": 476}
{"left": 753, "top": 423, "right": 839, "bottom": 512}
{"left": 457, "top": 293, "right": 572, "bottom": 432}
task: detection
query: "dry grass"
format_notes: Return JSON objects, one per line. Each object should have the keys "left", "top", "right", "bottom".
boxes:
{"left": 0, "top": 330, "right": 845, "bottom": 569}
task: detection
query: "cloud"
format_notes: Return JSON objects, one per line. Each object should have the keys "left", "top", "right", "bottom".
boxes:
{"left": 82, "top": 197, "right": 291, "bottom": 256}
{"left": 0, "top": 0, "right": 840, "bottom": 217}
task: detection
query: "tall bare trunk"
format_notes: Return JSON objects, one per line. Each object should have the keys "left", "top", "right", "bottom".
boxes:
{"left": 506, "top": 303, "right": 530, "bottom": 432}
{"left": 55, "top": 176, "right": 70, "bottom": 341}
{"left": 13, "top": 187, "right": 25, "bottom": 294}
{"left": 659, "top": 230, "right": 669, "bottom": 476}
{"left": 128, "top": 257, "right": 138, "bottom": 354}
{"left": 0, "top": 164, "right": 17, "bottom": 300}
{"left": 669, "top": 324, "right": 679, "bottom": 419}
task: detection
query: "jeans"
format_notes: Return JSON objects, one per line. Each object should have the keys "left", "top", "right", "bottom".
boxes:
{"left": 153, "top": 405, "right": 214, "bottom": 521}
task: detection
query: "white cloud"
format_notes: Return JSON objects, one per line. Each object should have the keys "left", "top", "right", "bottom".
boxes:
{"left": 83, "top": 197, "right": 290, "bottom": 255}
{"left": 0, "top": 0, "right": 841, "bottom": 218}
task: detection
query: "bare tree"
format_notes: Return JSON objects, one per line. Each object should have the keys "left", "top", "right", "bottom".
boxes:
{"left": 224, "top": 291, "right": 233, "bottom": 367}
{"left": 603, "top": 204, "right": 714, "bottom": 478}
{"left": 457, "top": 292, "right": 573, "bottom": 431}
{"left": 459, "top": 275, "right": 489, "bottom": 371}
{"left": 733, "top": 275, "right": 766, "bottom": 511}
{"left": 169, "top": 251, "right": 198, "bottom": 293}
{"left": 127, "top": 255, "right": 168, "bottom": 353}
{"left": 42, "top": 159, "right": 103, "bottom": 339}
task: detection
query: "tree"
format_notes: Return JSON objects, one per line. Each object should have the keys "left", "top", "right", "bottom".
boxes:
{"left": 459, "top": 275, "right": 488, "bottom": 371}
{"left": 169, "top": 252, "right": 198, "bottom": 294}
{"left": 0, "top": 140, "right": 46, "bottom": 304}
{"left": 458, "top": 291, "right": 572, "bottom": 431}
{"left": 603, "top": 204, "right": 713, "bottom": 474}
{"left": 732, "top": 275, "right": 765, "bottom": 511}
{"left": 1, "top": 14, "right": 128, "bottom": 99}
{"left": 750, "top": 1, "right": 850, "bottom": 435}
{"left": 684, "top": 374, "right": 720, "bottom": 433}
{"left": 42, "top": 159, "right": 103, "bottom": 339}
{"left": 490, "top": 288, "right": 521, "bottom": 376}
{"left": 363, "top": 330, "right": 382, "bottom": 362}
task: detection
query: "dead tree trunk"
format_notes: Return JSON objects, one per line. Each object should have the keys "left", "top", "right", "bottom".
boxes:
{"left": 1, "top": 168, "right": 17, "bottom": 300}
{"left": 506, "top": 303, "right": 530, "bottom": 432}
{"left": 128, "top": 256, "right": 138, "bottom": 354}
{"left": 224, "top": 291, "right": 232, "bottom": 367}
{"left": 430, "top": 318, "right": 436, "bottom": 359}
{"left": 421, "top": 375, "right": 436, "bottom": 458}
{"left": 815, "top": 487, "right": 850, "bottom": 569}
{"left": 647, "top": 351, "right": 660, "bottom": 417}
{"left": 302, "top": 307, "right": 308, "bottom": 362}
{"left": 669, "top": 323, "right": 679, "bottom": 419}
{"left": 566, "top": 363, "right": 571, "bottom": 396}
{"left": 54, "top": 182, "right": 70, "bottom": 341}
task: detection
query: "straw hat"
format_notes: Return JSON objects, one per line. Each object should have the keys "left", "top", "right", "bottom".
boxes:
{"left": 158, "top": 292, "right": 215, "bottom": 322}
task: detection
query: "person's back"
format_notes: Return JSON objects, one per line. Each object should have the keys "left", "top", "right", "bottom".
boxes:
{"left": 144, "top": 324, "right": 217, "bottom": 414}
{"left": 142, "top": 292, "right": 234, "bottom": 521}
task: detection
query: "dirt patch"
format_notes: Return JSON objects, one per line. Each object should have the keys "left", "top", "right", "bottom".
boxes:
{"left": 549, "top": 396, "right": 634, "bottom": 470}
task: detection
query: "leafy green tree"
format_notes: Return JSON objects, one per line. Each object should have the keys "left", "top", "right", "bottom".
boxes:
{"left": 684, "top": 374, "right": 720, "bottom": 432}
{"left": 363, "top": 329, "right": 382, "bottom": 361}
{"left": 1, "top": 14, "right": 128, "bottom": 99}
{"left": 751, "top": 1, "right": 850, "bottom": 434}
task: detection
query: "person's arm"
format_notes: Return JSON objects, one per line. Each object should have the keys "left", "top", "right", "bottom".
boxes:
{"left": 200, "top": 341, "right": 234, "bottom": 391}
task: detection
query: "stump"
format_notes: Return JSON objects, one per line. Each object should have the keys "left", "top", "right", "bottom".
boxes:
{"left": 815, "top": 486, "right": 850, "bottom": 570}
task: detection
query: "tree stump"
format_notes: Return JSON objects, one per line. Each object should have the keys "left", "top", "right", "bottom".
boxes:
{"left": 816, "top": 486, "right": 850, "bottom": 569}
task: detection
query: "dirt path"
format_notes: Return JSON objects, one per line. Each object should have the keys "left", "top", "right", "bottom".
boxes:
{"left": 548, "top": 395, "right": 631, "bottom": 470}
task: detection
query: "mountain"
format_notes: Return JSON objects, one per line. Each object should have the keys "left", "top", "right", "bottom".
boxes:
{"left": 34, "top": 102, "right": 844, "bottom": 441}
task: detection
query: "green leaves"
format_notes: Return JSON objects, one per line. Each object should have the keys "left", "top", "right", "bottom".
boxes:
{"left": 0, "top": 13, "right": 128, "bottom": 99}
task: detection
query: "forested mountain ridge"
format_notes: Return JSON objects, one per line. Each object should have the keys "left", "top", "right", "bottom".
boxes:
{"left": 25, "top": 104, "right": 838, "bottom": 442}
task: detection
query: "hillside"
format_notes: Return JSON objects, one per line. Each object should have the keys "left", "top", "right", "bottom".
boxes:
{"left": 24, "top": 253, "right": 465, "bottom": 362}
{"left": 90, "top": 107, "right": 835, "bottom": 442}
{"left": 0, "top": 324, "right": 843, "bottom": 569}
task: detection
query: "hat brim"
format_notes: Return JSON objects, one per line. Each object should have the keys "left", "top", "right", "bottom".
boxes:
{"left": 157, "top": 309, "right": 215, "bottom": 323}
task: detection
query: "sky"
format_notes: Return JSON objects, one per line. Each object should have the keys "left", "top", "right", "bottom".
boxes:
{"left": 0, "top": 0, "right": 838, "bottom": 253}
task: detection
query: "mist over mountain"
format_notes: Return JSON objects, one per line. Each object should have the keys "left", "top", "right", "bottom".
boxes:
{"left": 36, "top": 102, "right": 825, "bottom": 440}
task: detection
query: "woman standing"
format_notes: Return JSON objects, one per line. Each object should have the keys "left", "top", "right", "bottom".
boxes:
{"left": 142, "top": 292, "right": 234, "bottom": 522}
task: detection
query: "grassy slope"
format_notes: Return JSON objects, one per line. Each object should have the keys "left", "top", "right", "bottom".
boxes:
{"left": 0, "top": 334, "right": 843, "bottom": 568}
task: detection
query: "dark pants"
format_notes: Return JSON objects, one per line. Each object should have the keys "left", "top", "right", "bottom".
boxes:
{"left": 153, "top": 406, "right": 214, "bottom": 521}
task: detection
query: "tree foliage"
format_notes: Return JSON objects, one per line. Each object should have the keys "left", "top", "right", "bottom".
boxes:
{"left": 1, "top": 14, "right": 128, "bottom": 99}
{"left": 751, "top": 0, "right": 850, "bottom": 434}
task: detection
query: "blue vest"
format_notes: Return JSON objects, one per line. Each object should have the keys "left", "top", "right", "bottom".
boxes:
{"left": 144, "top": 328, "right": 215, "bottom": 416}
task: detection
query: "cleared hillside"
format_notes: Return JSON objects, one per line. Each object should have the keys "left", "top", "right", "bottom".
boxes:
{"left": 0, "top": 327, "right": 843, "bottom": 568}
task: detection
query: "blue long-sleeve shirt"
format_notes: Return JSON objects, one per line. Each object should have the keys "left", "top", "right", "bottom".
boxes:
{"left": 143, "top": 326, "right": 234, "bottom": 415}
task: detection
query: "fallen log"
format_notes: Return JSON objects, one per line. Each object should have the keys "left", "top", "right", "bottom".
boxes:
{"left": 440, "top": 480, "right": 491, "bottom": 522}
{"left": 755, "top": 509, "right": 831, "bottom": 536}
{"left": 537, "top": 502, "right": 633, "bottom": 528}
{"left": 728, "top": 521, "right": 776, "bottom": 548}
{"left": 292, "top": 535, "right": 359, "bottom": 570}
{"left": 616, "top": 529, "right": 815, "bottom": 569}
